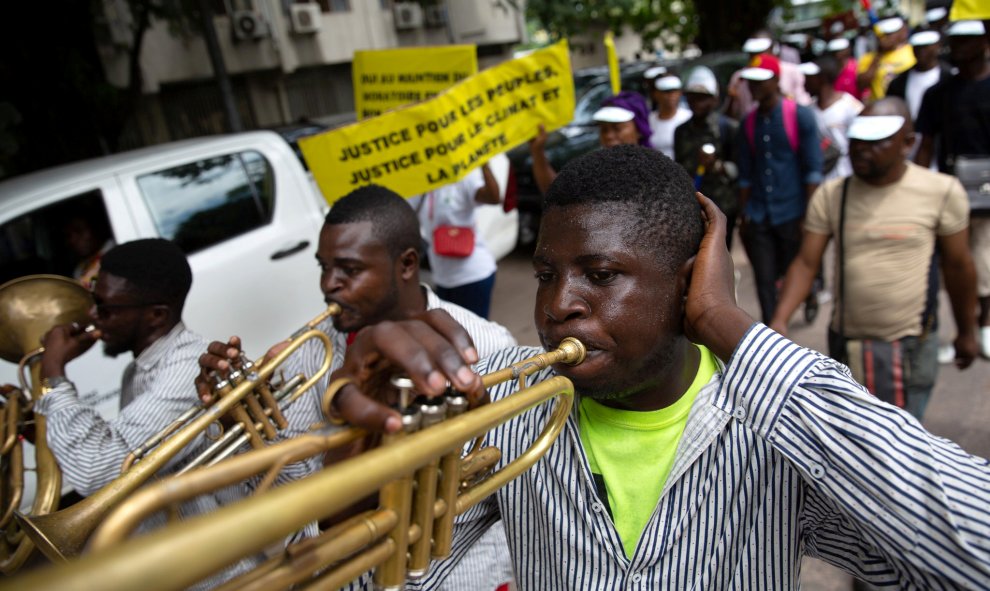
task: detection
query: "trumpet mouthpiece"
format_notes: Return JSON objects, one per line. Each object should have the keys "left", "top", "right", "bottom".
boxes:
{"left": 557, "top": 338, "right": 586, "bottom": 365}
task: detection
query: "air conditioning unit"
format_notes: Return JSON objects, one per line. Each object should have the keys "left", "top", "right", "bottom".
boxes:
{"left": 232, "top": 10, "right": 268, "bottom": 41}
{"left": 424, "top": 5, "right": 447, "bottom": 28}
{"left": 393, "top": 2, "right": 424, "bottom": 30}
{"left": 290, "top": 3, "right": 322, "bottom": 34}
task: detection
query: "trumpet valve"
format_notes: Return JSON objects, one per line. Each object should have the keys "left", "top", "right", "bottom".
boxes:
{"left": 416, "top": 397, "right": 447, "bottom": 429}
{"left": 389, "top": 376, "right": 417, "bottom": 413}
{"left": 443, "top": 388, "right": 468, "bottom": 417}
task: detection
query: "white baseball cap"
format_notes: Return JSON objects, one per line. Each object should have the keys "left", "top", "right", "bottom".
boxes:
{"left": 909, "top": 30, "right": 941, "bottom": 46}
{"left": 592, "top": 106, "right": 636, "bottom": 124}
{"left": 947, "top": 20, "right": 987, "bottom": 36}
{"left": 655, "top": 76, "right": 683, "bottom": 91}
{"left": 740, "top": 67, "right": 775, "bottom": 81}
{"left": 847, "top": 115, "right": 906, "bottom": 141}
{"left": 926, "top": 7, "right": 947, "bottom": 22}
{"left": 798, "top": 62, "right": 821, "bottom": 76}
{"left": 826, "top": 37, "right": 850, "bottom": 51}
{"left": 643, "top": 66, "right": 668, "bottom": 79}
{"left": 875, "top": 17, "right": 905, "bottom": 36}
{"left": 684, "top": 66, "right": 718, "bottom": 96}
{"left": 742, "top": 37, "right": 773, "bottom": 53}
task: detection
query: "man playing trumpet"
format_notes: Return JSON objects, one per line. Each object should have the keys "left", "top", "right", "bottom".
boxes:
{"left": 35, "top": 238, "right": 263, "bottom": 587}
{"left": 329, "top": 146, "right": 990, "bottom": 590}
{"left": 195, "top": 185, "right": 518, "bottom": 590}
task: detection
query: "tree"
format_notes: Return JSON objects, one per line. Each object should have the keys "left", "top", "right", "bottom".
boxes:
{"left": 525, "top": 0, "right": 787, "bottom": 53}
{"left": 0, "top": 0, "right": 207, "bottom": 178}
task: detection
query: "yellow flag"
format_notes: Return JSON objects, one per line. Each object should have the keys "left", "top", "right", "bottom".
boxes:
{"left": 300, "top": 40, "right": 575, "bottom": 203}
{"left": 352, "top": 45, "right": 478, "bottom": 120}
{"left": 604, "top": 31, "right": 621, "bottom": 95}
{"left": 950, "top": 0, "right": 990, "bottom": 20}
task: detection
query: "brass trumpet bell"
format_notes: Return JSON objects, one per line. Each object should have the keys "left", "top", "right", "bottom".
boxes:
{"left": 0, "top": 274, "right": 93, "bottom": 363}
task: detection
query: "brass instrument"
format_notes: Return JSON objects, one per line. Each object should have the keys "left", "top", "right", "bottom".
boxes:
{"left": 3, "top": 338, "right": 585, "bottom": 591}
{"left": 13, "top": 304, "right": 340, "bottom": 564}
{"left": 0, "top": 274, "right": 94, "bottom": 573}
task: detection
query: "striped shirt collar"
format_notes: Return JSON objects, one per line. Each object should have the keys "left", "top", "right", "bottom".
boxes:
{"left": 132, "top": 321, "right": 188, "bottom": 372}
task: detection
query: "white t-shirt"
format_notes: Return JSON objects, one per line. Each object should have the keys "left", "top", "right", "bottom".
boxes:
{"left": 904, "top": 67, "right": 942, "bottom": 168}
{"left": 905, "top": 67, "right": 941, "bottom": 122}
{"left": 815, "top": 92, "right": 863, "bottom": 180}
{"left": 648, "top": 107, "right": 692, "bottom": 158}
{"left": 410, "top": 168, "right": 497, "bottom": 288}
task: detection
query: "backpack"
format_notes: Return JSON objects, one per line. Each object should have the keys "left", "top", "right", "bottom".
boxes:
{"left": 743, "top": 98, "right": 840, "bottom": 174}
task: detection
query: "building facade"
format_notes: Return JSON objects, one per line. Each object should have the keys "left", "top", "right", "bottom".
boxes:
{"left": 99, "top": 0, "right": 527, "bottom": 147}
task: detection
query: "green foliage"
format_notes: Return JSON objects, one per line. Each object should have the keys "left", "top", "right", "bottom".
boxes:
{"left": 526, "top": 0, "right": 698, "bottom": 51}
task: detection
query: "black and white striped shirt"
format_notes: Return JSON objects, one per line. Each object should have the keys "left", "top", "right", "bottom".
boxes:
{"left": 35, "top": 322, "right": 263, "bottom": 589}
{"left": 396, "top": 324, "right": 990, "bottom": 590}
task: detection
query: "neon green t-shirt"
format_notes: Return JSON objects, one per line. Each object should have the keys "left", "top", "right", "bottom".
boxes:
{"left": 578, "top": 345, "right": 717, "bottom": 559}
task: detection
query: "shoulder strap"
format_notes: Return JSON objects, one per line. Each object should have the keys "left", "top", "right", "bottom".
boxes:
{"left": 837, "top": 178, "right": 850, "bottom": 337}
{"left": 782, "top": 99, "right": 799, "bottom": 153}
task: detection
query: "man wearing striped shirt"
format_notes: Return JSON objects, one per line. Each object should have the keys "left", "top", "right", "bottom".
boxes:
{"left": 331, "top": 146, "right": 990, "bottom": 590}
{"left": 35, "top": 239, "right": 262, "bottom": 588}
{"left": 196, "top": 185, "right": 517, "bottom": 590}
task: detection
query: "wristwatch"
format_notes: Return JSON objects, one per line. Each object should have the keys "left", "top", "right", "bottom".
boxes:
{"left": 40, "top": 376, "right": 70, "bottom": 395}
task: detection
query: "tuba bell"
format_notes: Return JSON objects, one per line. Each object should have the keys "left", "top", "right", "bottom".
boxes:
{"left": 0, "top": 274, "right": 94, "bottom": 573}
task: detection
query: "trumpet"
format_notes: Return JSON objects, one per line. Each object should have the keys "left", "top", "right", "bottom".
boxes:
{"left": 3, "top": 338, "right": 586, "bottom": 591}
{"left": 13, "top": 304, "right": 340, "bottom": 563}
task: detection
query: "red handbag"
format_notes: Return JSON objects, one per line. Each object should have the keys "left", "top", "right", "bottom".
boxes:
{"left": 432, "top": 225, "right": 475, "bottom": 258}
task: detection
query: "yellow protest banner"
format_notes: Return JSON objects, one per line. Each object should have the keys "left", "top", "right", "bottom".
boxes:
{"left": 950, "top": 0, "right": 990, "bottom": 20}
{"left": 300, "top": 40, "right": 575, "bottom": 203}
{"left": 604, "top": 31, "right": 620, "bottom": 95}
{"left": 353, "top": 45, "right": 478, "bottom": 120}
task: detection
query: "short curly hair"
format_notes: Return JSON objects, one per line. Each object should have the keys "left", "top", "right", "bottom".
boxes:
{"left": 324, "top": 184, "right": 421, "bottom": 259}
{"left": 543, "top": 145, "right": 703, "bottom": 274}
{"left": 100, "top": 238, "right": 192, "bottom": 312}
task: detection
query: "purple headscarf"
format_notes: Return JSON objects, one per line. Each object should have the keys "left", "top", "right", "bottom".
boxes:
{"left": 600, "top": 91, "right": 652, "bottom": 147}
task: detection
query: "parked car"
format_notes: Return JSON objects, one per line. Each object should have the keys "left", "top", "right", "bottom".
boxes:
{"left": 508, "top": 52, "right": 748, "bottom": 246}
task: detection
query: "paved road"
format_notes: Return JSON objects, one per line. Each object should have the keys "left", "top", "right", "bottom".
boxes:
{"left": 480, "top": 234, "right": 990, "bottom": 590}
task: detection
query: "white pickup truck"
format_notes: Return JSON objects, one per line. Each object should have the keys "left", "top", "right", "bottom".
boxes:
{"left": 0, "top": 131, "right": 517, "bottom": 504}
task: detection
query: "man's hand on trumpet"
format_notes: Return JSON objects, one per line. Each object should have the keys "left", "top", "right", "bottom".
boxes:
{"left": 195, "top": 337, "right": 295, "bottom": 405}
{"left": 326, "top": 311, "right": 485, "bottom": 434}
{"left": 195, "top": 336, "right": 244, "bottom": 405}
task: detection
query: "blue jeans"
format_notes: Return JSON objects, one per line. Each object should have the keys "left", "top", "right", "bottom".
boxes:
{"left": 740, "top": 217, "right": 803, "bottom": 324}
{"left": 436, "top": 272, "right": 496, "bottom": 319}
{"left": 902, "top": 334, "right": 938, "bottom": 420}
